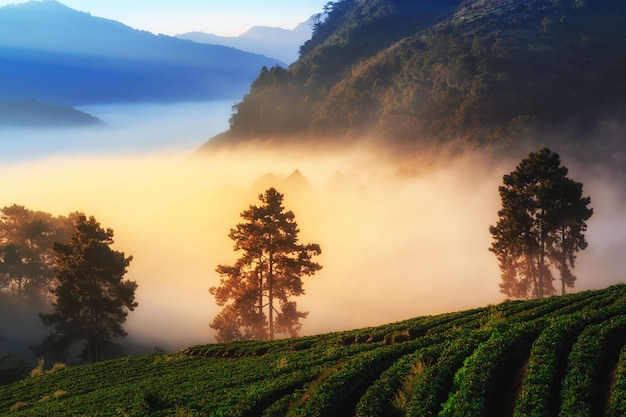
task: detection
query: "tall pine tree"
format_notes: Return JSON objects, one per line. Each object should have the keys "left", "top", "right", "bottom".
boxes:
{"left": 34, "top": 215, "right": 137, "bottom": 363}
{"left": 489, "top": 148, "right": 592, "bottom": 298}
{"left": 210, "top": 188, "right": 321, "bottom": 342}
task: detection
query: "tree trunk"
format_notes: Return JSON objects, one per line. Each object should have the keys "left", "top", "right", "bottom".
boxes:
{"left": 539, "top": 219, "right": 546, "bottom": 298}
{"left": 560, "top": 231, "right": 566, "bottom": 296}
{"left": 257, "top": 267, "right": 263, "bottom": 319}
{"left": 268, "top": 247, "right": 274, "bottom": 341}
{"left": 529, "top": 255, "right": 539, "bottom": 299}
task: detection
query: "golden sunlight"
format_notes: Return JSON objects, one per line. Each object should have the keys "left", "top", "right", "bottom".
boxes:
{"left": 3, "top": 147, "right": 610, "bottom": 348}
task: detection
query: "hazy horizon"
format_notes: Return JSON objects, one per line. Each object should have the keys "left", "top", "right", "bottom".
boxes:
{"left": 0, "top": 0, "right": 326, "bottom": 37}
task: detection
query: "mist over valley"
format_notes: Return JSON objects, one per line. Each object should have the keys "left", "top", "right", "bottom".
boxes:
{"left": 1, "top": 0, "right": 626, "bottom": 374}
{"left": 0, "top": 101, "right": 232, "bottom": 164}
{"left": 1, "top": 133, "right": 625, "bottom": 360}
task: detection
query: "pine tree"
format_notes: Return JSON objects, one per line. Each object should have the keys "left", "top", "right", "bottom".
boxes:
{"left": 34, "top": 215, "right": 137, "bottom": 363}
{"left": 489, "top": 148, "right": 592, "bottom": 298}
{"left": 210, "top": 188, "right": 321, "bottom": 342}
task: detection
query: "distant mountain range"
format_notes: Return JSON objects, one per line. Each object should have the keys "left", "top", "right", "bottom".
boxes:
{"left": 178, "top": 18, "right": 314, "bottom": 64}
{"left": 202, "top": 0, "right": 626, "bottom": 156}
{"left": 0, "top": 0, "right": 283, "bottom": 107}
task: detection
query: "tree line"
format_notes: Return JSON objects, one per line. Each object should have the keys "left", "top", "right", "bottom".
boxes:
{"left": 0, "top": 208, "right": 136, "bottom": 364}
{"left": 1, "top": 146, "right": 593, "bottom": 353}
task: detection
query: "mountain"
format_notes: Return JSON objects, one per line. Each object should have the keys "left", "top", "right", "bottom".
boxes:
{"left": 2, "top": 285, "right": 626, "bottom": 415}
{"left": 0, "top": 100, "right": 100, "bottom": 128}
{"left": 178, "top": 18, "right": 314, "bottom": 64}
{"left": 201, "top": 0, "right": 626, "bottom": 153}
{"left": 0, "top": 0, "right": 283, "bottom": 105}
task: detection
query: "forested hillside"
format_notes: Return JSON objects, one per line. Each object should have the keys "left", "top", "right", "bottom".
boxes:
{"left": 2, "top": 285, "right": 626, "bottom": 416}
{"left": 203, "top": 0, "right": 626, "bottom": 150}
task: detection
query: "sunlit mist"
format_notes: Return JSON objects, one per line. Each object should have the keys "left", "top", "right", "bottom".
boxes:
{"left": 0, "top": 144, "right": 623, "bottom": 350}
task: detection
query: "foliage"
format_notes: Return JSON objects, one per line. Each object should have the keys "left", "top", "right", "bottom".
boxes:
{"left": 29, "top": 358, "right": 45, "bottom": 378}
{"left": 0, "top": 205, "right": 78, "bottom": 303}
{"left": 513, "top": 298, "right": 626, "bottom": 417}
{"left": 606, "top": 345, "right": 626, "bottom": 417}
{"left": 210, "top": 188, "right": 321, "bottom": 342}
{"left": 0, "top": 354, "right": 29, "bottom": 386}
{"left": 1, "top": 285, "right": 626, "bottom": 415}
{"left": 439, "top": 320, "right": 546, "bottom": 417}
{"left": 489, "top": 148, "right": 592, "bottom": 299}
{"left": 204, "top": 0, "right": 626, "bottom": 150}
{"left": 558, "top": 316, "right": 626, "bottom": 416}
{"left": 33, "top": 215, "right": 137, "bottom": 363}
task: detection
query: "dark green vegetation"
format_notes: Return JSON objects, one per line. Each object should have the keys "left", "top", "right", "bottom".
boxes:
{"left": 1, "top": 209, "right": 137, "bottom": 373}
{"left": 203, "top": 0, "right": 626, "bottom": 151}
{"left": 33, "top": 216, "right": 137, "bottom": 364}
{"left": 2, "top": 284, "right": 626, "bottom": 416}
{"left": 490, "top": 148, "right": 592, "bottom": 299}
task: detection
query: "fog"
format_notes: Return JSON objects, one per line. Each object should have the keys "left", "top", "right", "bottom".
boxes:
{"left": 0, "top": 101, "right": 233, "bottom": 163}
{"left": 1, "top": 102, "right": 625, "bottom": 353}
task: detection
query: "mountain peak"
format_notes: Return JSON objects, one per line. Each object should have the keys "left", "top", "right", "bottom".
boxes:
{"left": 2, "top": 0, "right": 85, "bottom": 16}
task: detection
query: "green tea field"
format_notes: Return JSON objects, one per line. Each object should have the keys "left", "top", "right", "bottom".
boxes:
{"left": 2, "top": 285, "right": 626, "bottom": 416}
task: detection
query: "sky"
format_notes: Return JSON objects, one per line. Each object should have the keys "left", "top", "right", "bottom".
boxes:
{"left": 0, "top": 0, "right": 328, "bottom": 36}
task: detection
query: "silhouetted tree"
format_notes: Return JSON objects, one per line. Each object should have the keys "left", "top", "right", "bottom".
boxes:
{"left": 489, "top": 148, "right": 592, "bottom": 298}
{"left": 34, "top": 215, "right": 137, "bottom": 363}
{"left": 0, "top": 205, "right": 77, "bottom": 302}
{"left": 547, "top": 175, "right": 593, "bottom": 295}
{"left": 210, "top": 188, "right": 322, "bottom": 342}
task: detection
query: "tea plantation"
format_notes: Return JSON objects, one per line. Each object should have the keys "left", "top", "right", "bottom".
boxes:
{"left": 2, "top": 285, "right": 626, "bottom": 416}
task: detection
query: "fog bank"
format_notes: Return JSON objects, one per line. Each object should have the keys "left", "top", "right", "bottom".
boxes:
{"left": 0, "top": 144, "right": 623, "bottom": 351}
{"left": 0, "top": 101, "right": 233, "bottom": 164}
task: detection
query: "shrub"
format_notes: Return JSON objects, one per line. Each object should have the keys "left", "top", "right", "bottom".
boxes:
{"left": 30, "top": 358, "right": 45, "bottom": 378}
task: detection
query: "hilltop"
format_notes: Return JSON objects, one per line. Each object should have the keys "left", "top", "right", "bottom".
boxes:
{"left": 201, "top": 0, "right": 626, "bottom": 153}
{"left": 2, "top": 284, "right": 626, "bottom": 416}
{"left": 0, "top": 100, "right": 100, "bottom": 128}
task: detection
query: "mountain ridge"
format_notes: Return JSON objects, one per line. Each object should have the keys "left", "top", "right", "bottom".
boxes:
{"left": 178, "top": 19, "right": 314, "bottom": 64}
{"left": 201, "top": 0, "right": 626, "bottom": 154}
{"left": 0, "top": 99, "right": 101, "bottom": 128}
{"left": 0, "top": 0, "right": 283, "bottom": 105}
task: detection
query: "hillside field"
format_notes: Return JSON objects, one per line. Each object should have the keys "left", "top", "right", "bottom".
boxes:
{"left": 2, "top": 285, "right": 626, "bottom": 416}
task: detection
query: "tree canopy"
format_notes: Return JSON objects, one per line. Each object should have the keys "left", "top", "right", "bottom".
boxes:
{"left": 489, "top": 148, "right": 592, "bottom": 299}
{"left": 34, "top": 215, "right": 137, "bottom": 363}
{"left": 210, "top": 188, "right": 322, "bottom": 342}
{"left": 0, "top": 205, "right": 77, "bottom": 303}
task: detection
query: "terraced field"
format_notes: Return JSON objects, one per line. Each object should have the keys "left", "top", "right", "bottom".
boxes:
{"left": 2, "top": 285, "right": 626, "bottom": 416}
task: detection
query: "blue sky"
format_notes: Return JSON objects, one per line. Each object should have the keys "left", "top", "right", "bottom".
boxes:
{"left": 0, "top": 0, "right": 329, "bottom": 36}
